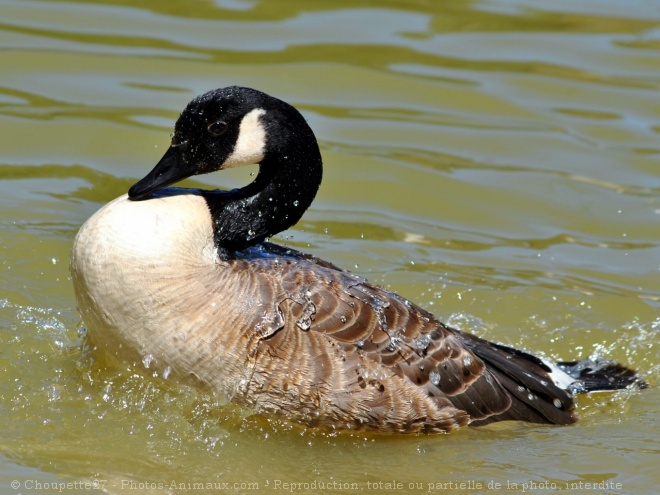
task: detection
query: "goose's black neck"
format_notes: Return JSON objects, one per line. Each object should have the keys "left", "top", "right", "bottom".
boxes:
{"left": 127, "top": 87, "right": 323, "bottom": 257}
{"left": 204, "top": 114, "right": 323, "bottom": 256}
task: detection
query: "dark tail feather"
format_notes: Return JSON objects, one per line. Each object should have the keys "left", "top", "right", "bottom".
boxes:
{"left": 461, "top": 334, "right": 644, "bottom": 426}
{"left": 557, "top": 358, "right": 646, "bottom": 394}
{"left": 462, "top": 339, "right": 578, "bottom": 425}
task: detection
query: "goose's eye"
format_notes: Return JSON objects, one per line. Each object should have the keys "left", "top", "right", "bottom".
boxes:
{"left": 207, "top": 121, "right": 228, "bottom": 137}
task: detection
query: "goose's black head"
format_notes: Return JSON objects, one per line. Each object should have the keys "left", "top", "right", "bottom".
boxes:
{"left": 130, "top": 87, "right": 276, "bottom": 200}
{"left": 128, "top": 86, "right": 323, "bottom": 252}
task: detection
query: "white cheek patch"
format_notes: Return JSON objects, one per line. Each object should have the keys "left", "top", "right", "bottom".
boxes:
{"left": 222, "top": 107, "right": 267, "bottom": 168}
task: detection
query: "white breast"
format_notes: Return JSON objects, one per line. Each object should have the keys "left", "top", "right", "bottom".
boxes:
{"left": 70, "top": 193, "right": 255, "bottom": 399}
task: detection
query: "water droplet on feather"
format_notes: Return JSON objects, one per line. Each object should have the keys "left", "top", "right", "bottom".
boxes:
{"left": 296, "top": 317, "right": 311, "bottom": 331}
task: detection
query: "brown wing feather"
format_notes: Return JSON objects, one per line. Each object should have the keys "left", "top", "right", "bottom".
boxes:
{"left": 231, "top": 244, "right": 576, "bottom": 432}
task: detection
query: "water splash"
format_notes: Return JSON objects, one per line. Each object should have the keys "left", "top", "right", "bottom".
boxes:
{"left": 162, "top": 366, "right": 172, "bottom": 380}
{"left": 142, "top": 354, "right": 154, "bottom": 369}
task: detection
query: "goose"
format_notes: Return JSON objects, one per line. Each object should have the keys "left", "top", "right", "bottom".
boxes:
{"left": 70, "top": 86, "right": 641, "bottom": 433}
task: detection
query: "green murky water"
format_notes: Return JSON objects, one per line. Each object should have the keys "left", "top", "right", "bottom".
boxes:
{"left": 1, "top": 0, "right": 658, "bottom": 494}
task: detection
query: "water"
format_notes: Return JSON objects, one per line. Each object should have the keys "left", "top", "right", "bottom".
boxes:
{"left": 1, "top": 0, "right": 659, "bottom": 493}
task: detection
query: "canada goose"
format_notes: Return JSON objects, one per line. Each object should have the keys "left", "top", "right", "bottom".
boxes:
{"left": 71, "top": 86, "right": 642, "bottom": 433}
